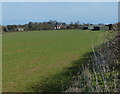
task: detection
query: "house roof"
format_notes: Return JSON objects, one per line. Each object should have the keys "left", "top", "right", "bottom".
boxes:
{"left": 57, "top": 25, "right": 64, "bottom": 27}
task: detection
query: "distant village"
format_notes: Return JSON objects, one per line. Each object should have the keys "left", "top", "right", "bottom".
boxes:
{"left": 1, "top": 20, "right": 113, "bottom": 33}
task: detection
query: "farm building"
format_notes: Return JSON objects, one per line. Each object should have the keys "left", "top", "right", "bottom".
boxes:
{"left": 88, "top": 26, "right": 94, "bottom": 30}
{"left": 100, "top": 25, "right": 109, "bottom": 31}
{"left": 93, "top": 26, "right": 100, "bottom": 31}
{"left": 82, "top": 25, "right": 109, "bottom": 31}
{"left": 82, "top": 25, "right": 94, "bottom": 30}
{"left": 82, "top": 26, "right": 88, "bottom": 30}
{"left": 92, "top": 25, "right": 109, "bottom": 31}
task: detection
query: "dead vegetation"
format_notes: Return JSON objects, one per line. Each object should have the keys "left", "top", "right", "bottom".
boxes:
{"left": 65, "top": 23, "right": 120, "bottom": 92}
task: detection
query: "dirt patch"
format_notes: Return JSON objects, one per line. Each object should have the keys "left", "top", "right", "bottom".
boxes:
{"left": 16, "top": 49, "right": 24, "bottom": 52}
{"left": 28, "top": 68, "right": 38, "bottom": 72}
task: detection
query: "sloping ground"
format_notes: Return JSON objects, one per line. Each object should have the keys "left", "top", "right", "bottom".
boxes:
{"left": 65, "top": 31, "right": 120, "bottom": 92}
{"left": 3, "top": 30, "right": 107, "bottom": 92}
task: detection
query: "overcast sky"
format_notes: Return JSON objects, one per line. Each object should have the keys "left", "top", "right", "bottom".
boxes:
{"left": 2, "top": 2, "right": 118, "bottom": 25}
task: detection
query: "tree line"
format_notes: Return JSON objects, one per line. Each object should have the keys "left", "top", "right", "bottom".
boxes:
{"left": 1, "top": 20, "right": 114, "bottom": 32}
{"left": 2, "top": 20, "right": 66, "bottom": 32}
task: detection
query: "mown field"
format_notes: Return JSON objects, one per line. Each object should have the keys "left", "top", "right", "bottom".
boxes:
{"left": 2, "top": 30, "right": 108, "bottom": 92}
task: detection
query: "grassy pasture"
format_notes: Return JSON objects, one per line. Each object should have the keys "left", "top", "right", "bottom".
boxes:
{"left": 2, "top": 30, "right": 107, "bottom": 92}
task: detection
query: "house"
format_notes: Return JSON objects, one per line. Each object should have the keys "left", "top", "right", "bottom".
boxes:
{"left": 54, "top": 22, "right": 66, "bottom": 29}
{"left": 54, "top": 25, "right": 64, "bottom": 29}
{"left": 2, "top": 26, "right": 9, "bottom": 32}
{"left": 16, "top": 27, "right": 24, "bottom": 32}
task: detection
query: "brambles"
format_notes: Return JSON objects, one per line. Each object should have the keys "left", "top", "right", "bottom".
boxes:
{"left": 66, "top": 24, "right": 120, "bottom": 92}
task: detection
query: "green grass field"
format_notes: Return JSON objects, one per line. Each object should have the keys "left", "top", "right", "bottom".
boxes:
{"left": 2, "top": 30, "right": 108, "bottom": 92}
